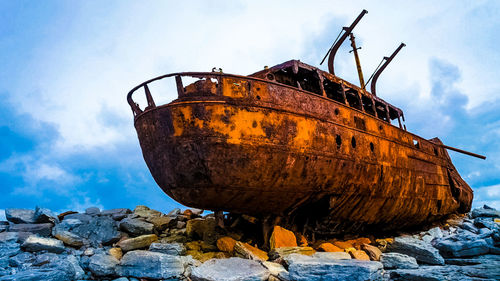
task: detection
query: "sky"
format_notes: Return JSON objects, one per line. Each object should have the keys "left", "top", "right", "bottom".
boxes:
{"left": 0, "top": 0, "right": 499, "bottom": 216}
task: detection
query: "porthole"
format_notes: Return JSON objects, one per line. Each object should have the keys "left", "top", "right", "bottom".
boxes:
{"left": 334, "top": 108, "right": 340, "bottom": 115}
{"left": 336, "top": 134, "right": 342, "bottom": 149}
{"left": 256, "top": 95, "right": 261, "bottom": 100}
{"left": 351, "top": 136, "right": 356, "bottom": 148}
{"left": 266, "top": 73, "right": 275, "bottom": 80}
{"left": 370, "top": 142, "right": 374, "bottom": 152}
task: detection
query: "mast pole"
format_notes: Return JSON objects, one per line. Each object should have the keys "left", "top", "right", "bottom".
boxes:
{"left": 349, "top": 33, "right": 365, "bottom": 89}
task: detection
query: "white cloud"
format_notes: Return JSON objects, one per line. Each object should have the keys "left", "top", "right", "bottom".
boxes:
{"left": 0, "top": 210, "right": 6, "bottom": 221}
{"left": 472, "top": 184, "right": 500, "bottom": 210}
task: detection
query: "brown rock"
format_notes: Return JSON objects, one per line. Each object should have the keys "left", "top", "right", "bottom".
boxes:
{"left": 348, "top": 237, "right": 372, "bottom": 250}
{"left": 54, "top": 231, "right": 85, "bottom": 247}
{"left": 375, "top": 238, "right": 394, "bottom": 251}
{"left": 269, "top": 226, "right": 297, "bottom": 250}
{"left": 234, "top": 241, "right": 268, "bottom": 261}
{"left": 187, "top": 250, "right": 230, "bottom": 262}
{"left": 183, "top": 209, "right": 193, "bottom": 219}
{"left": 109, "top": 247, "right": 123, "bottom": 260}
{"left": 147, "top": 216, "right": 174, "bottom": 231}
{"left": 318, "top": 243, "right": 343, "bottom": 252}
{"left": 133, "top": 205, "right": 162, "bottom": 218}
{"left": 186, "top": 217, "right": 218, "bottom": 244}
{"left": 332, "top": 241, "right": 353, "bottom": 249}
{"left": 185, "top": 241, "right": 202, "bottom": 251}
{"left": 361, "top": 244, "right": 382, "bottom": 261}
{"left": 118, "top": 234, "right": 158, "bottom": 252}
{"left": 217, "top": 236, "right": 237, "bottom": 253}
{"left": 348, "top": 249, "right": 371, "bottom": 260}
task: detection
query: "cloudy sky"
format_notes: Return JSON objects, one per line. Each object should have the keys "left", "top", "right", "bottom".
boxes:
{"left": 1, "top": 0, "right": 499, "bottom": 216}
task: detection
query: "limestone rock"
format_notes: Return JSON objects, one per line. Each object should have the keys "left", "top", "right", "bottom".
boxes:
{"left": 133, "top": 205, "right": 162, "bottom": 218}
{"left": 186, "top": 217, "right": 218, "bottom": 244}
{"left": 117, "top": 250, "right": 191, "bottom": 280}
{"left": 109, "top": 247, "right": 123, "bottom": 260}
{"left": 361, "top": 244, "right": 382, "bottom": 261}
{"left": 388, "top": 236, "right": 444, "bottom": 265}
{"left": 318, "top": 242, "right": 343, "bottom": 252}
{"left": 471, "top": 205, "right": 500, "bottom": 218}
{"left": 8, "top": 223, "right": 52, "bottom": 237}
{"left": 312, "top": 252, "right": 352, "bottom": 260}
{"left": 22, "top": 235, "right": 65, "bottom": 253}
{"left": 269, "top": 226, "right": 297, "bottom": 249}
{"left": 85, "top": 207, "right": 101, "bottom": 216}
{"left": 5, "top": 209, "right": 35, "bottom": 224}
{"left": 234, "top": 241, "right": 268, "bottom": 261}
{"left": 34, "top": 207, "right": 59, "bottom": 224}
{"left": 349, "top": 249, "right": 371, "bottom": 260}
{"left": 191, "top": 257, "right": 270, "bottom": 281}
{"left": 187, "top": 250, "right": 229, "bottom": 262}
{"left": 101, "top": 208, "right": 132, "bottom": 221}
{"left": 147, "top": 216, "right": 174, "bottom": 231}
{"left": 434, "top": 238, "right": 489, "bottom": 258}
{"left": 118, "top": 234, "right": 158, "bottom": 252}
{"left": 149, "top": 242, "right": 186, "bottom": 255}
{"left": 0, "top": 233, "right": 21, "bottom": 259}
{"left": 269, "top": 246, "right": 315, "bottom": 260}
{"left": 0, "top": 257, "right": 76, "bottom": 281}
{"left": 262, "top": 261, "right": 288, "bottom": 280}
{"left": 216, "top": 236, "right": 237, "bottom": 253}
{"left": 285, "top": 253, "right": 384, "bottom": 281}
{"left": 119, "top": 218, "right": 154, "bottom": 235}
{"left": 53, "top": 215, "right": 120, "bottom": 246}
{"left": 88, "top": 253, "right": 119, "bottom": 276}
{"left": 380, "top": 252, "right": 419, "bottom": 269}
{"left": 54, "top": 230, "right": 86, "bottom": 247}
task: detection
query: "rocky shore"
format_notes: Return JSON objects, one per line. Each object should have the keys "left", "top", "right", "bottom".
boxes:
{"left": 0, "top": 205, "right": 499, "bottom": 281}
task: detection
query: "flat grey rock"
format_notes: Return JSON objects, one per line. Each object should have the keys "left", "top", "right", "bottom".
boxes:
{"left": 22, "top": 236, "right": 65, "bottom": 254}
{"left": 117, "top": 250, "right": 191, "bottom": 279}
{"left": 0, "top": 257, "right": 76, "bottom": 281}
{"left": 34, "top": 207, "right": 59, "bottom": 224}
{"left": 5, "top": 209, "right": 35, "bottom": 224}
{"left": 88, "top": 253, "right": 118, "bottom": 277}
{"left": 471, "top": 206, "right": 500, "bottom": 218}
{"left": 380, "top": 252, "right": 418, "bottom": 269}
{"left": 8, "top": 223, "right": 53, "bottom": 236}
{"left": 434, "top": 237, "right": 489, "bottom": 258}
{"left": 388, "top": 236, "right": 444, "bottom": 265}
{"left": 149, "top": 242, "right": 186, "bottom": 255}
{"left": 54, "top": 215, "right": 120, "bottom": 246}
{"left": 0, "top": 233, "right": 20, "bottom": 258}
{"left": 119, "top": 218, "right": 154, "bottom": 235}
{"left": 85, "top": 207, "right": 101, "bottom": 216}
{"left": 191, "top": 257, "right": 270, "bottom": 281}
{"left": 285, "top": 253, "right": 383, "bottom": 281}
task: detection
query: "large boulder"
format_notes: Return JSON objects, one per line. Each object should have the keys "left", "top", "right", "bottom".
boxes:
{"left": 118, "top": 234, "right": 158, "bottom": 252}
{"left": 22, "top": 236, "right": 65, "bottom": 253}
{"left": 269, "top": 226, "right": 297, "bottom": 250}
{"left": 88, "top": 253, "right": 119, "bottom": 277}
{"left": 119, "top": 218, "right": 154, "bottom": 235}
{"left": 434, "top": 238, "right": 489, "bottom": 258}
{"left": 191, "top": 257, "right": 270, "bottom": 281}
{"left": 53, "top": 216, "right": 120, "bottom": 246}
{"left": 5, "top": 209, "right": 36, "bottom": 224}
{"left": 388, "top": 236, "right": 444, "bottom": 265}
{"left": 285, "top": 253, "right": 384, "bottom": 281}
{"left": 471, "top": 205, "right": 500, "bottom": 218}
{"left": 34, "top": 207, "right": 59, "bottom": 224}
{"left": 117, "top": 250, "right": 193, "bottom": 279}
{"left": 380, "top": 252, "right": 419, "bottom": 269}
{"left": 8, "top": 223, "right": 53, "bottom": 236}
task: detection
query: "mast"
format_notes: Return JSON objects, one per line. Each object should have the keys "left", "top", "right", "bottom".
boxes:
{"left": 349, "top": 33, "right": 365, "bottom": 89}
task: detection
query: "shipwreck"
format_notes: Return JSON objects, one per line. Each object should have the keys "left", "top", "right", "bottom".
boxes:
{"left": 127, "top": 10, "right": 485, "bottom": 236}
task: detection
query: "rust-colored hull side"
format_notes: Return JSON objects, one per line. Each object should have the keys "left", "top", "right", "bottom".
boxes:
{"left": 134, "top": 76, "right": 472, "bottom": 231}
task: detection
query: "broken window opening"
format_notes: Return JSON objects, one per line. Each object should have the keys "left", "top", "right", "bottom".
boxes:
{"left": 351, "top": 136, "right": 357, "bottom": 148}
{"left": 323, "top": 79, "right": 346, "bottom": 104}
{"left": 273, "top": 67, "right": 322, "bottom": 96}
{"left": 345, "top": 88, "right": 362, "bottom": 110}
{"left": 413, "top": 139, "right": 420, "bottom": 149}
{"left": 388, "top": 106, "right": 400, "bottom": 127}
{"left": 375, "top": 101, "right": 389, "bottom": 122}
{"left": 361, "top": 95, "right": 376, "bottom": 116}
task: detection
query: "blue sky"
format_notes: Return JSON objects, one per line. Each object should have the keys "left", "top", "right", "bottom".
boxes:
{"left": 1, "top": 1, "right": 499, "bottom": 217}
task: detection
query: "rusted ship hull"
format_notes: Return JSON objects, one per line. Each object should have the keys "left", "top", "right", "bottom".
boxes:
{"left": 131, "top": 69, "right": 473, "bottom": 232}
